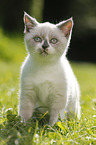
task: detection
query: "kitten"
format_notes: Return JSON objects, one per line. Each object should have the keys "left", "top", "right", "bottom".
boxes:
{"left": 19, "top": 12, "right": 81, "bottom": 126}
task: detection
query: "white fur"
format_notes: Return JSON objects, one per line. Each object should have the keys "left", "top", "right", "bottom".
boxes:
{"left": 19, "top": 15, "right": 81, "bottom": 126}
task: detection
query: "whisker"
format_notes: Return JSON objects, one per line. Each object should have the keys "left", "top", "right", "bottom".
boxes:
{"left": 58, "top": 48, "right": 64, "bottom": 54}
{"left": 31, "top": 50, "right": 39, "bottom": 54}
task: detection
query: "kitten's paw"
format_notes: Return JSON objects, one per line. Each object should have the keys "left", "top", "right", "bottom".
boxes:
{"left": 19, "top": 102, "right": 34, "bottom": 121}
{"left": 22, "top": 113, "right": 32, "bottom": 121}
{"left": 49, "top": 110, "right": 59, "bottom": 126}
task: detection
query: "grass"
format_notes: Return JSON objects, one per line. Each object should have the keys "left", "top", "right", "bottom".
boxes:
{"left": 0, "top": 30, "right": 96, "bottom": 145}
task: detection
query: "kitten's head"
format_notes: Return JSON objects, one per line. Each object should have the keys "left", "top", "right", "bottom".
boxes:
{"left": 24, "top": 12, "right": 73, "bottom": 62}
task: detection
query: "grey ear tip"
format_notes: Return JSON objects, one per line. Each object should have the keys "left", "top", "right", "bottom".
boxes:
{"left": 24, "top": 11, "right": 26, "bottom": 15}
{"left": 71, "top": 17, "right": 73, "bottom": 22}
{"left": 71, "top": 17, "right": 74, "bottom": 25}
{"left": 68, "top": 17, "right": 73, "bottom": 22}
{"left": 24, "top": 11, "right": 28, "bottom": 16}
{"left": 68, "top": 17, "right": 74, "bottom": 26}
{"left": 71, "top": 17, "right": 73, "bottom": 20}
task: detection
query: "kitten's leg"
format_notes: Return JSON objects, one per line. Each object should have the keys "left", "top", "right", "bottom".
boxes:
{"left": 75, "top": 84, "right": 81, "bottom": 119}
{"left": 59, "top": 108, "right": 65, "bottom": 120}
{"left": 19, "top": 91, "right": 35, "bottom": 121}
{"left": 19, "top": 99, "right": 34, "bottom": 121}
{"left": 49, "top": 109, "right": 59, "bottom": 126}
{"left": 75, "top": 99, "right": 81, "bottom": 119}
{"left": 66, "top": 97, "right": 81, "bottom": 119}
{"left": 71, "top": 88, "right": 81, "bottom": 119}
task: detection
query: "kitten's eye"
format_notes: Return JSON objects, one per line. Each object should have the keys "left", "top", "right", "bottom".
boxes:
{"left": 50, "top": 38, "right": 58, "bottom": 44}
{"left": 33, "top": 37, "right": 42, "bottom": 42}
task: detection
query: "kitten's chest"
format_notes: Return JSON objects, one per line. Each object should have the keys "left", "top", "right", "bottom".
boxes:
{"left": 29, "top": 64, "right": 64, "bottom": 103}
{"left": 30, "top": 63, "right": 62, "bottom": 85}
{"left": 36, "top": 80, "right": 53, "bottom": 106}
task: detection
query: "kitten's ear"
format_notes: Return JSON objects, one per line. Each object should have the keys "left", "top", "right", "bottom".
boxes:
{"left": 24, "top": 12, "right": 38, "bottom": 33}
{"left": 56, "top": 18, "right": 73, "bottom": 38}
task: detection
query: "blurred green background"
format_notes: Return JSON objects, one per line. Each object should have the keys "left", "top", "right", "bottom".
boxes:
{"left": 0, "top": 0, "right": 96, "bottom": 62}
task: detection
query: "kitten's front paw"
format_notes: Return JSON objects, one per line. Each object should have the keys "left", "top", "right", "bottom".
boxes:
{"left": 49, "top": 110, "right": 59, "bottom": 126}
{"left": 21, "top": 112, "right": 32, "bottom": 121}
{"left": 19, "top": 102, "right": 34, "bottom": 121}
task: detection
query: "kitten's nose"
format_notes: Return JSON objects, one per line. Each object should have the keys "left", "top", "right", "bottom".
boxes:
{"left": 42, "top": 40, "right": 49, "bottom": 49}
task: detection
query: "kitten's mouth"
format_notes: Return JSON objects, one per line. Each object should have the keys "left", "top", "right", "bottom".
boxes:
{"left": 40, "top": 50, "right": 48, "bottom": 56}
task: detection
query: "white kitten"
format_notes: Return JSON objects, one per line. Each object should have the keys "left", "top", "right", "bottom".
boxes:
{"left": 19, "top": 12, "right": 81, "bottom": 126}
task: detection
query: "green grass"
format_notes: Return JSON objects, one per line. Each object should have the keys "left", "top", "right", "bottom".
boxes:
{"left": 0, "top": 30, "right": 96, "bottom": 145}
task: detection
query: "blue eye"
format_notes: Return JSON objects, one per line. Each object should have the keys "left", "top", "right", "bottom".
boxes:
{"left": 50, "top": 38, "right": 58, "bottom": 44}
{"left": 34, "top": 37, "right": 42, "bottom": 42}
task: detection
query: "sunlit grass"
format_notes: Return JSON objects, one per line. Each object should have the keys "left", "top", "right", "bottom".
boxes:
{"left": 0, "top": 30, "right": 96, "bottom": 144}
